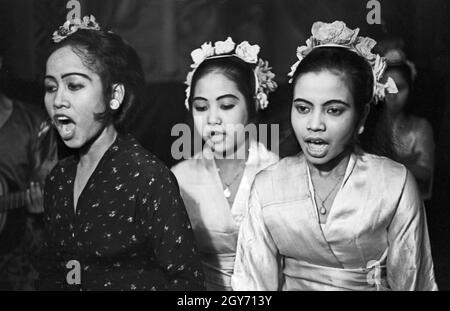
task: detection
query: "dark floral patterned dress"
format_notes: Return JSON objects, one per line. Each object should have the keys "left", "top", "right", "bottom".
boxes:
{"left": 36, "top": 134, "right": 205, "bottom": 291}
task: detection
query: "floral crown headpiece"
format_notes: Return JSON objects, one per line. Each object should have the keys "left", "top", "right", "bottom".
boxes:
{"left": 287, "top": 21, "right": 398, "bottom": 103}
{"left": 52, "top": 15, "right": 101, "bottom": 43}
{"left": 184, "top": 37, "right": 278, "bottom": 111}
{"left": 383, "top": 48, "right": 418, "bottom": 83}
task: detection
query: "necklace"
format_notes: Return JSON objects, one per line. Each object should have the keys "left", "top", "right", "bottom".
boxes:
{"left": 217, "top": 162, "right": 245, "bottom": 199}
{"left": 312, "top": 174, "right": 344, "bottom": 216}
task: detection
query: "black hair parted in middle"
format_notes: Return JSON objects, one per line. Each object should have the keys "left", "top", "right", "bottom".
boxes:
{"left": 291, "top": 46, "right": 396, "bottom": 159}
{"left": 188, "top": 56, "right": 258, "bottom": 121}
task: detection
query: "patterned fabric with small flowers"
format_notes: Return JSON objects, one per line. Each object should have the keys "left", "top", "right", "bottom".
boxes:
{"left": 36, "top": 134, "right": 205, "bottom": 291}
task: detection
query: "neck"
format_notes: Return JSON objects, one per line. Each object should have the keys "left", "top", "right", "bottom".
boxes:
{"left": 308, "top": 149, "right": 350, "bottom": 178}
{"left": 215, "top": 158, "right": 246, "bottom": 173}
{"left": 78, "top": 124, "right": 118, "bottom": 168}
{"left": 214, "top": 137, "right": 250, "bottom": 160}
{"left": 214, "top": 139, "right": 250, "bottom": 171}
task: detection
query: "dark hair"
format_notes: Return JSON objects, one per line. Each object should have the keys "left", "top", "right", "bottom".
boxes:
{"left": 291, "top": 47, "right": 395, "bottom": 159}
{"left": 48, "top": 29, "right": 146, "bottom": 132}
{"left": 384, "top": 63, "right": 415, "bottom": 116}
{"left": 0, "top": 38, "right": 6, "bottom": 57}
{"left": 188, "top": 56, "right": 258, "bottom": 122}
{"left": 386, "top": 63, "right": 413, "bottom": 87}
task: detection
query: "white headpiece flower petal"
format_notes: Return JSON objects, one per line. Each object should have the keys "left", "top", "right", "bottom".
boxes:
{"left": 287, "top": 21, "right": 398, "bottom": 103}
{"left": 184, "top": 37, "right": 277, "bottom": 111}
{"left": 52, "top": 15, "right": 101, "bottom": 43}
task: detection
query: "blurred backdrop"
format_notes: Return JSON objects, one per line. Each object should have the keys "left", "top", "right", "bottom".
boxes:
{"left": 1, "top": 0, "right": 449, "bottom": 289}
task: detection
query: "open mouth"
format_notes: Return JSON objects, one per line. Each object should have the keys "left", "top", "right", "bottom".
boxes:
{"left": 208, "top": 130, "right": 226, "bottom": 143}
{"left": 54, "top": 115, "right": 76, "bottom": 140}
{"left": 304, "top": 138, "right": 329, "bottom": 156}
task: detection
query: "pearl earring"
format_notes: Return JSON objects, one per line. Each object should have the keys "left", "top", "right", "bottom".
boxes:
{"left": 358, "top": 126, "right": 365, "bottom": 135}
{"left": 110, "top": 99, "right": 120, "bottom": 110}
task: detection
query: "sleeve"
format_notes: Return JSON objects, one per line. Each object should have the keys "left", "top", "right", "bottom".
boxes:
{"left": 231, "top": 185, "right": 280, "bottom": 291}
{"left": 412, "top": 120, "right": 435, "bottom": 199}
{"left": 386, "top": 170, "right": 438, "bottom": 291}
{"left": 143, "top": 170, "right": 205, "bottom": 291}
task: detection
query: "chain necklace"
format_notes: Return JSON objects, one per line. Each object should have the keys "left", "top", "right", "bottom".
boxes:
{"left": 217, "top": 162, "right": 245, "bottom": 199}
{"left": 312, "top": 174, "right": 344, "bottom": 216}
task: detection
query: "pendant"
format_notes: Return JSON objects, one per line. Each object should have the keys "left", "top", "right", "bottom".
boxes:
{"left": 319, "top": 205, "right": 327, "bottom": 215}
{"left": 224, "top": 187, "right": 231, "bottom": 198}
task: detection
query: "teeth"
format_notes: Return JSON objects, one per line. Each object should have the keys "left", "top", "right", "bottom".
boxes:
{"left": 210, "top": 132, "right": 224, "bottom": 138}
{"left": 56, "top": 116, "right": 71, "bottom": 123}
{"left": 307, "top": 142, "right": 327, "bottom": 153}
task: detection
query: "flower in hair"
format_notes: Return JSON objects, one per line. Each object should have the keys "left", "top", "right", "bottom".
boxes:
{"left": 214, "top": 37, "right": 236, "bottom": 55}
{"left": 255, "top": 59, "right": 277, "bottom": 110}
{"left": 373, "top": 55, "right": 387, "bottom": 82}
{"left": 256, "top": 60, "right": 277, "bottom": 91}
{"left": 287, "top": 21, "right": 398, "bottom": 103}
{"left": 372, "top": 54, "right": 398, "bottom": 97}
{"left": 52, "top": 15, "right": 100, "bottom": 43}
{"left": 235, "top": 41, "right": 260, "bottom": 64}
{"left": 354, "top": 37, "right": 377, "bottom": 62}
{"left": 311, "top": 21, "right": 359, "bottom": 45}
{"left": 190, "top": 42, "right": 215, "bottom": 68}
{"left": 184, "top": 37, "right": 277, "bottom": 111}
{"left": 256, "top": 93, "right": 269, "bottom": 110}
{"left": 375, "top": 77, "right": 398, "bottom": 101}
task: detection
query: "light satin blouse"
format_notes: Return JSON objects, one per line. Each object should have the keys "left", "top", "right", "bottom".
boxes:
{"left": 232, "top": 152, "right": 438, "bottom": 291}
{"left": 393, "top": 116, "right": 434, "bottom": 200}
{"left": 171, "top": 141, "right": 278, "bottom": 290}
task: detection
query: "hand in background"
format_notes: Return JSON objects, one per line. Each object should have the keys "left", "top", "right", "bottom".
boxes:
{"left": 26, "top": 181, "right": 44, "bottom": 214}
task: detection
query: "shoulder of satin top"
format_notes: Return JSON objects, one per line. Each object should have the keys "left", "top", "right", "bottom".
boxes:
{"left": 249, "top": 154, "right": 307, "bottom": 203}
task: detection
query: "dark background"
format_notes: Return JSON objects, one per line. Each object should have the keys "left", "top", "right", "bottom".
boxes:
{"left": 1, "top": 0, "right": 449, "bottom": 290}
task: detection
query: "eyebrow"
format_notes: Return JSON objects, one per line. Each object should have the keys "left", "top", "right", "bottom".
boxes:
{"left": 44, "top": 72, "right": 92, "bottom": 81}
{"left": 293, "top": 98, "right": 350, "bottom": 107}
{"left": 217, "top": 94, "right": 239, "bottom": 101}
{"left": 192, "top": 96, "right": 207, "bottom": 102}
{"left": 192, "top": 94, "right": 240, "bottom": 102}
{"left": 43, "top": 75, "right": 55, "bottom": 82}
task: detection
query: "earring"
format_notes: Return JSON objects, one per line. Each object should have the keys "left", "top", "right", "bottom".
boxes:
{"left": 358, "top": 126, "right": 365, "bottom": 135}
{"left": 110, "top": 99, "right": 120, "bottom": 110}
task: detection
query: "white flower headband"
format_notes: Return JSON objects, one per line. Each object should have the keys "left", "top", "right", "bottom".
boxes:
{"left": 287, "top": 21, "right": 398, "bottom": 103}
{"left": 184, "top": 37, "right": 278, "bottom": 111}
{"left": 52, "top": 15, "right": 101, "bottom": 43}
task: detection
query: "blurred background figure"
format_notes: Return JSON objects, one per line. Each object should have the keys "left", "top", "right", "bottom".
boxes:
{"left": 379, "top": 41, "right": 435, "bottom": 201}
{"left": 0, "top": 45, "right": 58, "bottom": 290}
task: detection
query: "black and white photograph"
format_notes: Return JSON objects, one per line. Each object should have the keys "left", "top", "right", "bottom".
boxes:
{"left": 0, "top": 0, "right": 449, "bottom": 296}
